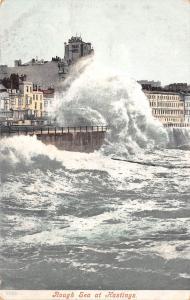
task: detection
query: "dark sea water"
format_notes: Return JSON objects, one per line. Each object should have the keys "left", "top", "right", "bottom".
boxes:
{"left": 0, "top": 135, "right": 190, "bottom": 290}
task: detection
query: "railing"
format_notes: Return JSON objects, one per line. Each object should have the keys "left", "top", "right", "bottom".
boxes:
{"left": 164, "top": 123, "right": 190, "bottom": 128}
{"left": 0, "top": 125, "right": 108, "bottom": 136}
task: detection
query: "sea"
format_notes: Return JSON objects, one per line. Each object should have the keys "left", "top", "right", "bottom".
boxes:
{"left": 0, "top": 61, "right": 190, "bottom": 289}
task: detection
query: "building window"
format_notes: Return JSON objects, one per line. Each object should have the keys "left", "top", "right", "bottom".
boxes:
{"left": 35, "top": 102, "right": 37, "bottom": 110}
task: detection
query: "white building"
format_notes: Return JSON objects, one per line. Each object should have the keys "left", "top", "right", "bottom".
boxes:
{"left": 43, "top": 89, "right": 55, "bottom": 117}
{"left": 0, "top": 83, "right": 11, "bottom": 120}
{"left": 184, "top": 94, "right": 190, "bottom": 123}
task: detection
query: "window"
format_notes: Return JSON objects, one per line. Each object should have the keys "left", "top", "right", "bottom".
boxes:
{"left": 26, "top": 86, "right": 29, "bottom": 93}
{"left": 72, "top": 49, "right": 79, "bottom": 53}
{"left": 35, "top": 102, "right": 37, "bottom": 110}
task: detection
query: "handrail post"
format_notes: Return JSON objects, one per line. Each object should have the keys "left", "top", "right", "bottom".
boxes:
{"left": 55, "top": 127, "right": 56, "bottom": 135}
{"left": 68, "top": 127, "right": 69, "bottom": 133}
{"left": 48, "top": 127, "right": 49, "bottom": 134}
{"left": 62, "top": 127, "right": 63, "bottom": 134}
{"left": 86, "top": 126, "right": 87, "bottom": 132}
{"left": 41, "top": 128, "right": 42, "bottom": 135}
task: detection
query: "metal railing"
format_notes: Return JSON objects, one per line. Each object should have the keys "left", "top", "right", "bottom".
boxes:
{"left": 0, "top": 125, "right": 108, "bottom": 136}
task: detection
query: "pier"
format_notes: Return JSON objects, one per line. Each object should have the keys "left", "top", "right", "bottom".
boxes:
{"left": 0, "top": 125, "right": 108, "bottom": 152}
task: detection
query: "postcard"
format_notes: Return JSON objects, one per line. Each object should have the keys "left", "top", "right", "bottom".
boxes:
{"left": 0, "top": 0, "right": 190, "bottom": 299}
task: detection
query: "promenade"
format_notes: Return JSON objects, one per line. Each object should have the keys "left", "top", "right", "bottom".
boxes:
{"left": 0, "top": 125, "right": 108, "bottom": 152}
{"left": 0, "top": 125, "right": 108, "bottom": 136}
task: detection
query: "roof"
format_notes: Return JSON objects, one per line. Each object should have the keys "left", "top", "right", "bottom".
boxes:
{"left": 0, "top": 83, "right": 7, "bottom": 90}
{"left": 144, "top": 90, "right": 181, "bottom": 95}
{"left": 69, "top": 36, "right": 82, "bottom": 43}
{"left": 19, "top": 81, "right": 33, "bottom": 85}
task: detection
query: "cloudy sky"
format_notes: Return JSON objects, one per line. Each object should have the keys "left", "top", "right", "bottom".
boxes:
{"left": 0, "top": 0, "right": 189, "bottom": 84}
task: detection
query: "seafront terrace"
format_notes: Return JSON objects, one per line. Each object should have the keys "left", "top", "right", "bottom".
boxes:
{"left": 163, "top": 123, "right": 190, "bottom": 128}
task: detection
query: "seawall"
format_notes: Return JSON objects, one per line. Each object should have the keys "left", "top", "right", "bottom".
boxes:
{"left": 0, "top": 125, "right": 107, "bottom": 152}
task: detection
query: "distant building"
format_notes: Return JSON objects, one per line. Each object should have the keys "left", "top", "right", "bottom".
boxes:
{"left": 145, "top": 90, "right": 184, "bottom": 124}
{"left": 57, "top": 36, "right": 93, "bottom": 79}
{"left": 164, "top": 83, "right": 188, "bottom": 93}
{"left": 0, "top": 65, "right": 8, "bottom": 80}
{"left": 138, "top": 80, "right": 161, "bottom": 91}
{"left": 14, "top": 59, "right": 22, "bottom": 67}
{"left": 52, "top": 56, "right": 61, "bottom": 62}
{"left": 58, "top": 59, "right": 69, "bottom": 79}
{"left": 30, "top": 58, "right": 45, "bottom": 65}
{"left": 184, "top": 94, "right": 190, "bottom": 123}
{"left": 64, "top": 36, "right": 94, "bottom": 65}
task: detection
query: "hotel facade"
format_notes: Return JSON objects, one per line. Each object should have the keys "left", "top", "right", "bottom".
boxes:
{"left": 144, "top": 90, "right": 185, "bottom": 125}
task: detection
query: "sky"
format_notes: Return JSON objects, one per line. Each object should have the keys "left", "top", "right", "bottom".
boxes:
{"left": 0, "top": 0, "right": 190, "bottom": 84}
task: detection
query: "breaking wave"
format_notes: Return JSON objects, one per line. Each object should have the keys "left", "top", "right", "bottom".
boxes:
{"left": 166, "top": 127, "right": 190, "bottom": 150}
{"left": 51, "top": 58, "right": 168, "bottom": 156}
{"left": 1, "top": 58, "right": 190, "bottom": 171}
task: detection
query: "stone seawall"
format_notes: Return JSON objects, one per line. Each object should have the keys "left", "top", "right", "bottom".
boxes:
{"left": 37, "top": 131, "right": 106, "bottom": 152}
{"left": 0, "top": 126, "right": 107, "bottom": 153}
